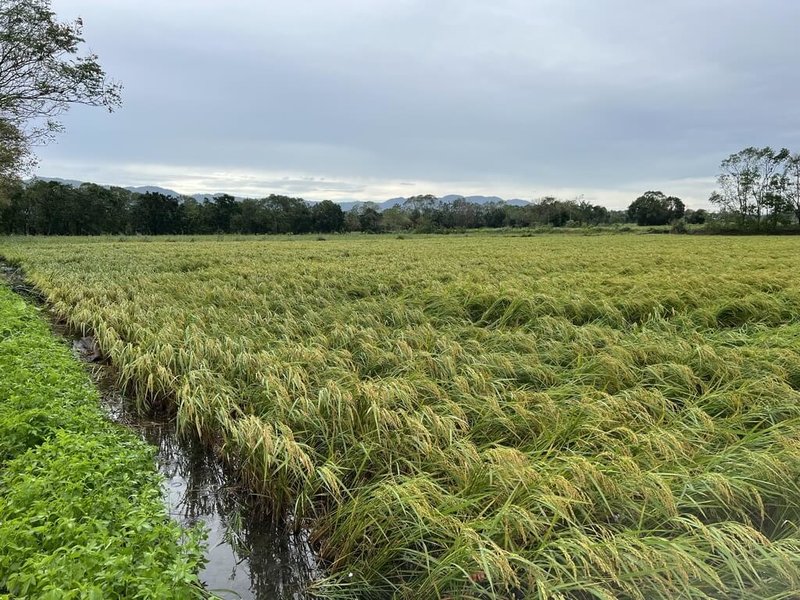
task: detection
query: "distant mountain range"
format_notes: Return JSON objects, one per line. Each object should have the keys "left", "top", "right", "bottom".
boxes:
{"left": 337, "top": 195, "right": 530, "bottom": 212}
{"left": 31, "top": 177, "right": 531, "bottom": 210}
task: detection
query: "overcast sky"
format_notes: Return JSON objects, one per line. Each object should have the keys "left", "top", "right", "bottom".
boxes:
{"left": 37, "top": 0, "right": 800, "bottom": 208}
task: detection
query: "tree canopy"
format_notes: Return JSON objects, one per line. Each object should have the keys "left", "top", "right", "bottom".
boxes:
{"left": 784, "top": 154, "right": 800, "bottom": 225}
{"left": 310, "top": 199, "right": 345, "bottom": 233}
{"left": 709, "top": 146, "right": 800, "bottom": 228}
{"left": 0, "top": 181, "right": 625, "bottom": 236}
{"left": 0, "top": 0, "right": 121, "bottom": 183}
{"left": 0, "top": 116, "right": 28, "bottom": 185}
{"left": 627, "top": 191, "right": 685, "bottom": 226}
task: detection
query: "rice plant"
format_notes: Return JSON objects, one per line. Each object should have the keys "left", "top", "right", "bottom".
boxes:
{"left": 1, "top": 233, "right": 800, "bottom": 598}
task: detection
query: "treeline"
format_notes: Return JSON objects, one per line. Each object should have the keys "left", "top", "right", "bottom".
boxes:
{"left": 4, "top": 149, "right": 800, "bottom": 237}
{"left": 0, "top": 182, "right": 338, "bottom": 235}
{"left": 0, "top": 182, "right": 625, "bottom": 235}
{"left": 357, "top": 195, "right": 621, "bottom": 232}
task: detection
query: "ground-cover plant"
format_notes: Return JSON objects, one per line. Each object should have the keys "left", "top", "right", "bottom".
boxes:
{"left": 0, "top": 284, "right": 207, "bottom": 599}
{"left": 1, "top": 233, "right": 800, "bottom": 598}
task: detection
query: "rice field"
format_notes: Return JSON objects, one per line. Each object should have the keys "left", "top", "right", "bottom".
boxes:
{"left": 2, "top": 233, "right": 800, "bottom": 599}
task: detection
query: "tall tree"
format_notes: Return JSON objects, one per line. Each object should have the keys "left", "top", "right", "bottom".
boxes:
{"left": 209, "top": 194, "right": 239, "bottom": 232}
{"left": 235, "top": 198, "right": 269, "bottom": 234}
{"left": 710, "top": 147, "right": 789, "bottom": 224}
{"left": 402, "top": 194, "right": 438, "bottom": 230}
{"left": 782, "top": 153, "right": 800, "bottom": 225}
{"left": 0, "top": 117, "right": 27, "bottom": 187}
{"left": 358, "top": 206, "right": 382, "bottom": 233}
{"left": 0, "top": 0, "right": 121, "bottom": 178}
{"left": 380, "top": 206, "right": 413, "bottom": 231}
{"left": 310, "top": 200, "right": 345, "bottom": 233}
{"left": 263, "top": 194, "right": 311, "bottom": 234}
{"left": 130, "top": 192, "right": 183, "bottom": 235}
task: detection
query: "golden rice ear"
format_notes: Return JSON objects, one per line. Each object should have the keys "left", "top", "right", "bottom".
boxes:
{"left": 2, "top": 234, "right": 800, "bottom": 598}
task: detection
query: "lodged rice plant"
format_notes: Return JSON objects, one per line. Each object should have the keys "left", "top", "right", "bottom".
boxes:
{"left": 1, "top": 233, "right": 800, "bottom": 598}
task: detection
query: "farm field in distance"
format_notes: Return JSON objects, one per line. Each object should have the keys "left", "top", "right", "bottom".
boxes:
{"left": 2, "top": 233, "right": 800, "bottom": 599}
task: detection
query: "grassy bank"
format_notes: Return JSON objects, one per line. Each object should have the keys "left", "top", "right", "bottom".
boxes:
{"left": 2, "top": 234, "right": 800, "bottom": 598}
{"left": 0, "top": 283, "right": 206, "bottom": 599}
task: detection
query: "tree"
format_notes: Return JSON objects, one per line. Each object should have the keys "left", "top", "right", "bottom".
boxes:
{"left": 130, "top": 192, "right": 183, "bottom": 235}
{"left": 209, "top": 194, "right": 239, "bottom": 232}
{"left": 710, "top": 147, "right": 789, "bottom": 225}
{"left": 0, "top": 117, "right": 26, "bottom": 223}
{"left": 358, "top": 206, "right": 382, "bottom": 233}
{"left": 782, "top": 153, "right": 800, "bottom": 225}
{"left": 310, "top": 200, "right": 345, "bottom": 233}
{"left": 76, "top": 183, "right": 129, "bottom": 234}
{"left": 685, "top": 209, "right": 708, "bottom": 225}
{"left": 0, "top": 118, "right": 27, "bottom": 186}
{"left": 381, "top": 205, "right": 413, "bottom": 231}
{"left": 344, "top": 207, "right": 361, "bottom": 232}
{"left": 402, "top": 194, "right": 438, "bottom": 230}
{"left": 441, "top": 197, "right": 482, "bottom": 229}
{"left": 263, "top": 194, "right": 311, "bottom": 234}
{"left": 0, "top": 0, "right": 121, "bottom": 178}
{"left": 627, "top": 191, "right": 684, "bottom": 226}
{"left": 484, "top": 203, "right": 507, "bottom": 228}
{"left": 234, "top": 198, "right": 268, "bottom": 234}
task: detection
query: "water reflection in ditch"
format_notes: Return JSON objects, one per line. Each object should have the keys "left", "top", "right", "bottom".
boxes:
{"left": 0, "top": 264, "right": 323, "bottom": 599}
{"left": 96, "top": 364, "right": 322, "bottom": 600}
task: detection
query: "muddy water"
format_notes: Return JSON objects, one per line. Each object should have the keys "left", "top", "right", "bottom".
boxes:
{"left": 88, "top": 358, "right": 322, "bottom": 600}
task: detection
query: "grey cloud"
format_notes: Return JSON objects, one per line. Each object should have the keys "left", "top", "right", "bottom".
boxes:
{"left": 40, "top": 0, "right": 800, "bottom": 205}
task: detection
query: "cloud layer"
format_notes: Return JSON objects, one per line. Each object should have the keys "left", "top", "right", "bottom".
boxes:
{"left": 39, "top": 0, "right": 800, "bottom": 208}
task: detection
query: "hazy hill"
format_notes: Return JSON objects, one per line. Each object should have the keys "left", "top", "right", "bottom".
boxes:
{"left": 32, "top": 177, "right": 531, "bottom": 210}
{"left": 338, "top": 195, "right": 530, "bottom": 212}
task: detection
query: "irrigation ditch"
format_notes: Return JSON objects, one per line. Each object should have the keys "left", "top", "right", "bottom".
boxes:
{"left": 1, "top": 262, "right": 321, "bottom": 599}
